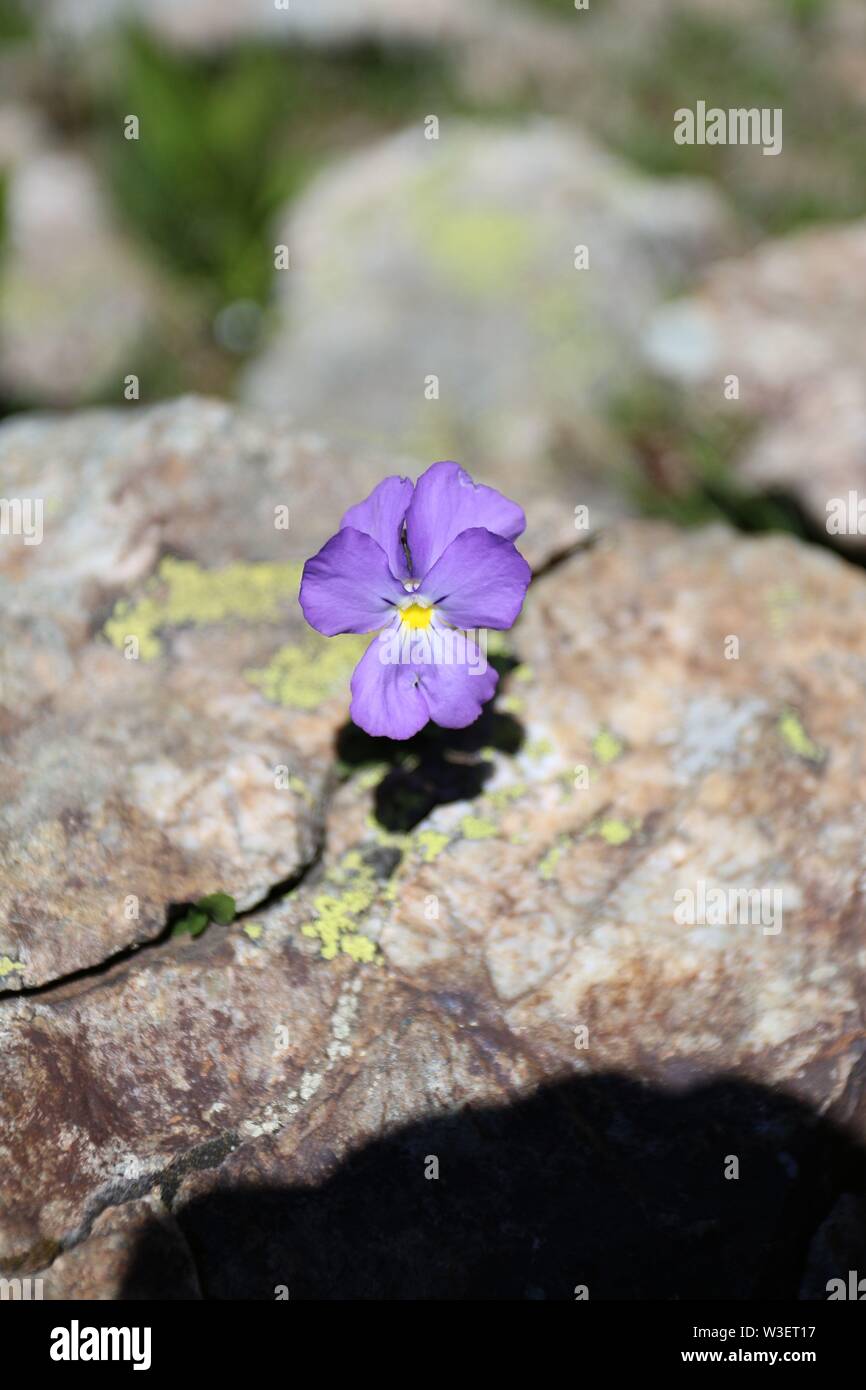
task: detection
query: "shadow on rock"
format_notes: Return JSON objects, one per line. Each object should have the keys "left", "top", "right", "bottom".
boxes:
{"left": 120, "top": 1071, "right": 866, "bottom": 1300}
{"left": 335, "top": 656, "right": 525, "bottom": 832}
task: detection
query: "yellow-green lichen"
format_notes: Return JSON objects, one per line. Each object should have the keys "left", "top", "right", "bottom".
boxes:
{"left": 364, "top": 815, "right": 412, "bottom": 852}
{"left": 301, "top": 855, "right": 380, "bottom": 962}
{"left": 287, "top": 775, "right": 314, "bottom": 804}
{"left": 500, "top": 693, "right": 525, "bottom": 715}
{"left": 778, "top": 709, "right": 824, "bottom": 764}
{"left": 485, "top": 631, "right": 513, "bottom": 658}
{"left": 104, "top": 558, "right": 303, "bottom": 660}
{"left": 461, "top": 815, "right": 498, "bottom": 841}
{"left": 539, "top": 840, "right": 567, "bottom": 880}
{"left": 415, "top": 829, "right": 451, "bottom": 863}
{"left": 594, "top": 817, "right": 639, "bottom": 846}
{"left": 242, "top": 923, "right": 263, "bottom": 941}
{"left": 340, "top": 933, "right": 378, "bottom": 963}
{"left": 526, "top": 737, "right": 554, "bottom": 760}
{"left": 487, "top": 782, "right": 526, "bottom": 811}
{"left": 0, "top": 956, "right": 26, "bottom": 978}
{"left": 355, "top": 763, "right": 390, "bottom": 791}
{"left": 246, "top": 633, "right": 368, "bottom": 711}
{"left": 416, "top": 204, "right": 533, "bottom": 298}
{"left": 591, "top": 729, "right": 624, "bottom": 765}
{"left": 766, "top": 584, "right": 800, "bottom": 634}
{"left": 512, "top": 664, "right": 534, "bottom": 683}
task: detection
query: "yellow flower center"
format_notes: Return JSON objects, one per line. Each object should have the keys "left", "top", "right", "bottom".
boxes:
{"left": 400, "top": 602, "right": 434, "bottom": 630}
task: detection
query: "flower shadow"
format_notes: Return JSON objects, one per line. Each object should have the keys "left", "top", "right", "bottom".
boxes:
{"left": 335, "top": 653, "right": 525, "bottom": 833}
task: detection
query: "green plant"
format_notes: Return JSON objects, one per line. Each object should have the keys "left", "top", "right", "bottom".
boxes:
{"left": 172, "top": 891, "right": 237, "bottom": 939}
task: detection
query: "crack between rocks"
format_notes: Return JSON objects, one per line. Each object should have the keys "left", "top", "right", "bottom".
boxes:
{"left": 0, "top": 811, "right": 330, "bottom": 1006}
{"left": 13, "top": 962, "right": 371, "bottom": 1277}
{"left": 1, "top": 536, "right": 589, "bottom": 1009}
{"left": 3, "top": 532, "right": 604, "bottom": 1275}
{"left": 12, "top": 1129, "right": 247, "bottom": 1280}
{"left": 530, "top": 530, "right": 600, "bottom": 582}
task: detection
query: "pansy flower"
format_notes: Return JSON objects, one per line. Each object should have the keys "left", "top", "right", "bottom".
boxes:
{"left": 299, "top": 461, "right": 531, "bottom": 739}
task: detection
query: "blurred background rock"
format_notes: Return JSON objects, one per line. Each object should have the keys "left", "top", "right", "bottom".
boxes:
{"left": 1, "top": 0, "right": 865, "bottom": 535}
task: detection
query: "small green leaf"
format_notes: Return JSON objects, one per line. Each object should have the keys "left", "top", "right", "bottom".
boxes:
{"left": 196, "top": 892, "right": 236, "bottom": 925}
{"left": 172, "top": 907, "right": 209, "bottom": 938}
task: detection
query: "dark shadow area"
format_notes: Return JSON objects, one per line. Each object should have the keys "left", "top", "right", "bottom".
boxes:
{"left": 120, "top": 1071, "right": 866, "bottom": 1300}
{"left": 335, "top": 656, "right": 525, "bottom": 832}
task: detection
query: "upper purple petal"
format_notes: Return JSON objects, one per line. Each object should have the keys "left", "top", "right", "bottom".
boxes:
{"left": 299, "top": 527, "right": 406, "bottom": 636}
{"left": 340, "top": 475, "right": 413, "bottom": 580}
{"left": 350, "top": 631, "right": 430, "bottom": 739}
{"left": 405, "top": 461, "right": 526, "bottom": 576}
{"left": 420, "top": 527, "right": 532, "bottom": 630}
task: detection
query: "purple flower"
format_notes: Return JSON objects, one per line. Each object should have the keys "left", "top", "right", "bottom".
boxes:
{"left": 299, "top": 461, "right": 531, "bottom": 739}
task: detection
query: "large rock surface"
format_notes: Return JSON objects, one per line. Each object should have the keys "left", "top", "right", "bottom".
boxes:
{"left": 0, "top": 397, "right": 568, "bottom": 991}
{"left": 645, "top": 220, "right": 866, "bottom": 547}
{"left": 3, "top": 483, "right": 866, "bottom": 1295}
{"left": 243, "top": 120, "right": 738, "bottom": 537}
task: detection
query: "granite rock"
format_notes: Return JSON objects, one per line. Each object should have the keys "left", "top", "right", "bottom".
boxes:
{"left": 645, "top": 220, "right": 866, "bottom": 548}
{"left": 3, "top": 519, "right": 866, "bottom": 1295}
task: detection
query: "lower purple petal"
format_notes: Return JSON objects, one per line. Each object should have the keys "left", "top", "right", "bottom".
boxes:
{"left": 416, "top": 639, "right": 499, "bottom": 729}
{"left": 350, "top": 633, "right": 430, "bottom": 739}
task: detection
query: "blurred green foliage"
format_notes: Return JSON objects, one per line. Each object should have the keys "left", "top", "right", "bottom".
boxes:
{"left": 610, "top": 383, "right": 812, "bottom": 538}
{"left": 612, "top": 11, "right": 866, "bottom": 233}
{"left": 0, "top": 0, "right": 30, "bottom": 41}
{"left": 99, "top": 29, "right": 475, "bottom": 306}
{"left": 0, "top": 2, "right": 861, "bottom": 550}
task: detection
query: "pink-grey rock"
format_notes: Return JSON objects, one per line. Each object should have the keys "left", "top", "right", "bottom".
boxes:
{"left": 644, "top": 220, "right": 866, "bottom": 547}
{"left": 35, "top": 1196, "right": 200, "bottom": 1300}
{"left": 3, "top": 519, "right": 866, "bottom": 1297}
{"left": 0, "top": 149, "right": 163, "bottom": 406}
{"left": 0, "top": 397, "right": 568, "bottom": 990}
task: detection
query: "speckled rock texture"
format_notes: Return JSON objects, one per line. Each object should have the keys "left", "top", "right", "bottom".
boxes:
{"left": 0, "top": 397, "right": 571, "bottom": 990}
{"left": 645, "top": 220, "right": 866, "bottom": 549}
{"left": 3, "top": 453, "right": 866, "bottom": 1296}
